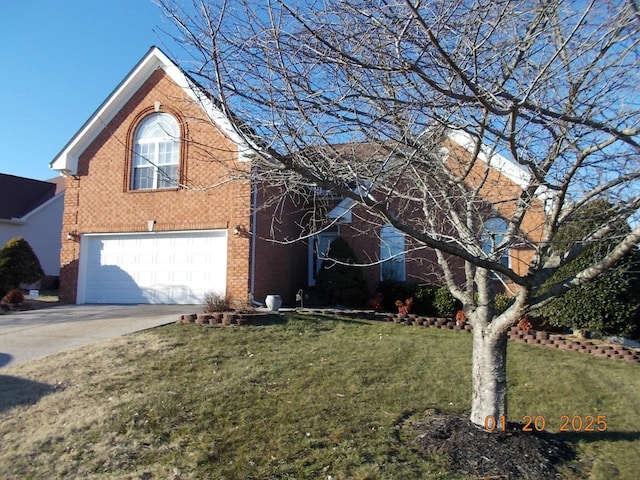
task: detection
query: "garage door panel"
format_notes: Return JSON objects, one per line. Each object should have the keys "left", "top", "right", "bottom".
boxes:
{"left": 80, "top": 231, "right": 227, "bottom": 304}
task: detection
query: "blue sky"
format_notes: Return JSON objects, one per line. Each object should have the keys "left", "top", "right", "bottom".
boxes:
{"left": 0, "top": 0, "right": 181, "bottom": 181}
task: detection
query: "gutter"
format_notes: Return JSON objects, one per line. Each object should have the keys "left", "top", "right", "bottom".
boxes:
{"left": 0, "top": 217, "right": 27, "bottom": 225}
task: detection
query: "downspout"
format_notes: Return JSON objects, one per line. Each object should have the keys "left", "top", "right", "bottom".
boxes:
{"left": 249, "top": 170, "right": 258, "bottom": 304}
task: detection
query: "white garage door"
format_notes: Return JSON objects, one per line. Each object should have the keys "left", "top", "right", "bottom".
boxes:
{"left": 78, "top": 230, "right": 227, "bottom": 304}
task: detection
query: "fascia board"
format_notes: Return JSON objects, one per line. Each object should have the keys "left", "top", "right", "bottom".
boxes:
{"left": 328, "top": 198, "right": 356, "bottom": 222}
{"left": 154, "top": 51, "right": 250, "bottom": 159}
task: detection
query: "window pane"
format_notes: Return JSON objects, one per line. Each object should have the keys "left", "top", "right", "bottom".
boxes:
{"left": 481, "top": 217, "right": 510, "bottom": 272}
{"left": 134, "top": 143, "right": 154, "bottom": 167}
{"left": 157, "top": 164, "right": 178, "bottom": 188}
{"left": 132, "top": 165, "right": 154, "bottom": 190}
{"left": 380, "top": 225, "right": 406, "bottom": 281}
{"left": 136, "top": 113, "right": 180, "bottom": 140}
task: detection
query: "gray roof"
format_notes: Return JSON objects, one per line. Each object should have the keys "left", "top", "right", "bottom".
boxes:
{"left": 0, "top": 173, "right": 60, "bottom": 220}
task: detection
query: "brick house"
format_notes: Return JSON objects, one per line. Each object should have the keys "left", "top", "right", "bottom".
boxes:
{"left": 295, "top": 138, "right": 545, "bottom": 299}
{"left": 51, "top": 46, "right": 543, "bottom": 306}
{"left": 51, "top": 46, "right": 303, "bottom": 304}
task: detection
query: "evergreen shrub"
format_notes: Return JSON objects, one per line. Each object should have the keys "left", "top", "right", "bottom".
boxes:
{"left": 316, "top": 237, "right": 368, "bottom": 307}
{"left": 0, "top": 237, "right": 44, "bottom": 297}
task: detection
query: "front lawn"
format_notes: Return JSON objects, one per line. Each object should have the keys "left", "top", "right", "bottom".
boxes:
{"left": 0, "top": 314, "right": 638, "bottom": 479}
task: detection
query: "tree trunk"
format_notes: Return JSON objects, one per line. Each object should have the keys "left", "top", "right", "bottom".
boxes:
{"left": 469, "top": 324, "right": 508, "bottom": 429}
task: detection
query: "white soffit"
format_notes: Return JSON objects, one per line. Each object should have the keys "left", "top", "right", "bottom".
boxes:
{"left": 447, "top": 130, "right": 530, "bottom": 188}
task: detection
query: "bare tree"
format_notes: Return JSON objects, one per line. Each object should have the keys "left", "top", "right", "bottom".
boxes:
{"left": 157, "top": 0, "right": 640, "bottom": 428}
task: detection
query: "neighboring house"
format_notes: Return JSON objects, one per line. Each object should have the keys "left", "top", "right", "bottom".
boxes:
{"left": 51, "top": 46, "right": 542, "bottom": 306}
{"left": 0, "top": 174, "right": 64, "bottom": 277}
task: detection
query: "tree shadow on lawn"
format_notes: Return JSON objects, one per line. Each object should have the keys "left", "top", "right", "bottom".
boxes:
{"left": 0, "top": 353, "right": 11, "bottom": 368}
{"left": 558, "top": 429, "right": 640, "bottom": 443}
{"left": 0, "top": 374, "right": 57, "bottom": 414}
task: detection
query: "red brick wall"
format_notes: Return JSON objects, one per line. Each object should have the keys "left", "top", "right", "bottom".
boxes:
{"left": 251, "top": 184, "right": 308, "bottom": 305}
{"left": 59, "top": 69, "right": 251, "bottom": 303}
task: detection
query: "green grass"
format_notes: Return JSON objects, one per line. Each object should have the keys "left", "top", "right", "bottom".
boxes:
{"left": 0, "top": 314, "right": 638, "bottom": 479}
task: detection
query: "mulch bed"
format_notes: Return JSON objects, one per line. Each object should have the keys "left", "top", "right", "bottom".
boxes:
{"left": 399, "top": 410, "right": 577, "bottom": 479}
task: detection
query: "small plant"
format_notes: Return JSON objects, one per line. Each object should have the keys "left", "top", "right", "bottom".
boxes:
{"left": 232, "top": 298, "right": 256, "bottom": 314}
{"left": 395, "top": 297, "right": 414, "bottom": 315}
{"left": 204, "top": 291, "right": 232, "bottom": 313}
{"left": 455, "top": 310, "right": 467, "bottom": 325}
{"left": 2, "top": 288, "right": 24, "bottom": 305}
{"left": 518, "top": 315, "right": 532, "bottom": 332}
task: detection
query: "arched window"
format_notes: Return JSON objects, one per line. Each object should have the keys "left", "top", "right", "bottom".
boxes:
{"left": 380, "top": 225, "right": 406, "bottom": 281}
{"left": 131, "top": 113, "right": 180, "bottom": 190}
{"left": 482, "top": 217, "right": 510, "bottom": 269}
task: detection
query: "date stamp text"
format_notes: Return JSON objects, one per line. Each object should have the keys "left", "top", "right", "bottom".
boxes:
{"left": 484, "top": 415, "right": 608, "bottom": 432}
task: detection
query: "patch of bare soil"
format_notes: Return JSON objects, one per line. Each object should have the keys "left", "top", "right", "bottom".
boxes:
{"left": 400, "top": 411, "right": 577, "bottom": 479}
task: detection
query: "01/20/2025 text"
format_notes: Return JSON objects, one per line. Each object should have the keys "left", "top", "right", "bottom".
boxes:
{"left": 484, "top": 415, "right": 607, "bottom": 432}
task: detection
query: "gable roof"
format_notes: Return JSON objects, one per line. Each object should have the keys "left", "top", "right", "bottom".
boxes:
{"left": 0, "top": 174, "right": 57, "bottom": 220}
{"left": 50, "top": 46, "right": 249, "bottom": 176}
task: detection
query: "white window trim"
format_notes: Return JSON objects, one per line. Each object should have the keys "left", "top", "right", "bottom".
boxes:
{"left": 131, "top": 113, "right": 180, "bottom": 190}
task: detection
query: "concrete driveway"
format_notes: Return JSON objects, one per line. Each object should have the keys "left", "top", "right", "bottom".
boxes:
{"left": 0, "top": 304, "right": 195, "bottom": 369}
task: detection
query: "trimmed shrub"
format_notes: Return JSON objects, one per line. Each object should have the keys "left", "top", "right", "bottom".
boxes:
{"left": 0, "top": 237, "right": 44, "bottom": 296}
{"left": 537, "top": 249, "right": 640, "bottom": 339}
{"left": 433, "top": 285, "right": 461, "bottom": 318}
{"left": 376, "top": 280, "right": 416, "bottom": 312}
{"left": 413, "top": 284, "right": 438, "bottom": 316}
{"left": 316, "top": 236, "right": 368, "bottom": 307}
{"left": 534, "top": 200, "right": 640, "bottom": 339}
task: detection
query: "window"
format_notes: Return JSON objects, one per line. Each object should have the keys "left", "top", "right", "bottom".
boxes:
{"left": 131, "top": 113, "right": 180, "bottom": 190}
{"left": 481, "top": 217, "right": 510, "bottom": 270}
{"left": 380, "top": 225, "right": 406, "bottom": 281}
{"left": 308, "top": 232, "right": 339, "bottom": 286}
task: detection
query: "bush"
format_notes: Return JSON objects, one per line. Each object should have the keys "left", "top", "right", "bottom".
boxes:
{"left": 413, "top": 284, "right": 439, "bottom": 316}
{"left": 1, "top": 288, "right": 24, "bottom": 305}
{"left": 536, "top": 245, "right": 640, "bottom": 339}
{"left": 0, "top": 237, "right": 44, "bottom": 296}
{"left": 203, "top": 291, "right": 232, "bottom": 312}
{"left": 534, "top": 200, "right": 640, "bottom": 339}
{"left": 494, "top": 293, "right": 514, "bottom": 316}
{"left": 433, "top": 285, "right": 461, "bottom": 318}
{"left": 316, "top": 237, "right": 368, "bottom": 307}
